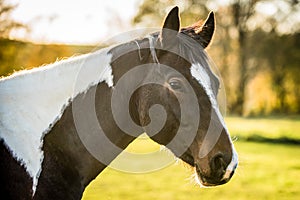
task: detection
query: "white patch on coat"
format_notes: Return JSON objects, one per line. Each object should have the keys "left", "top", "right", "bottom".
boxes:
{"left": 190, "top": 63, "right": 238, "bottom": 180}
{"left": 222, "top": 145, "right": 238, "bottom": 180}
{"left": 0, "top": 47, "right": 113, "bottom": 194}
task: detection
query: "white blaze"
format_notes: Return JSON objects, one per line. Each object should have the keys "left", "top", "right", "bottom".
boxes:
{"left": 190, "top": 63, "right": 238, "bottom": 179}
{"left": 0, "top": 47, "right": 113, "bottom": 194}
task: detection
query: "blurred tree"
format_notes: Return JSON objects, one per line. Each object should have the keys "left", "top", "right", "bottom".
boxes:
{"left": 248, "top": 0, "right": 300, "bottom": 114}
{"left": 229, "top": 0, "right": 257, "bottom": 115}
{"left": 133, "top": 0, "right": 209, "bottom": 26}
{"left": 251, "top": 30, "right": 300, "bottom": 113}
{"left": 0, "top": 39, "right": 26, "bottom": 76}
{"left": 0, "top": 40, "right": 94, "bottom": 77}
{"left": 0, "top": 0, "right": 26, "bottom": 38}
{"left": 0, "top": 0, "right": 27, "bottom": 76}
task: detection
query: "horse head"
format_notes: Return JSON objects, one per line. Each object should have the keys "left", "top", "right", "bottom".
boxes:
{"left": 126, "top": 7, "right": 238, "bottom": 186}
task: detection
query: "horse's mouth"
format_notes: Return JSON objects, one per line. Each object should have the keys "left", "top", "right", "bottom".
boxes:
{"left": 195, "top": 163, "right": 231, "bottom": 187}
{"left": 180, "top": 152, "right": 235, "bottom": 186}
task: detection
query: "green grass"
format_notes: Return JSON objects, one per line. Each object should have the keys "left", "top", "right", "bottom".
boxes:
{"left": 226, "top": 116, "right": 300, "bottom": 140}
{"left": 82, "top": 117, "right": 300, "bottom": 200}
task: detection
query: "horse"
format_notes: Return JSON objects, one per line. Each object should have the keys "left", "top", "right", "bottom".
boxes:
{"left": 0, "top": 6, "right": 238, "bottom": 200}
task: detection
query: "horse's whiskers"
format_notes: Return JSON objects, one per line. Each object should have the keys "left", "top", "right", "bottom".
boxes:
{"left": 231, "top": 136, "right": 239, "bottom": 143}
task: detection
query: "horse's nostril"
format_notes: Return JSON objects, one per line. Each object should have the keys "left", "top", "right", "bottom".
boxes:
{"left": 210, "top": 153, "right": 227, "bottom": 172}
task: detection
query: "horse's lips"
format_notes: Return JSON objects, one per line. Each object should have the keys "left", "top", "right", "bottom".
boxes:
{"left": 195, "top": 164, "right": 210, "bottom": 187}
{"left": 194, "top": 163, "right": 229, "bottom": 187}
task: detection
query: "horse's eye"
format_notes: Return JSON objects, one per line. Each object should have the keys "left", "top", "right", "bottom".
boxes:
{"left": 169, "top": 79, "right": 183, "bottom": 91}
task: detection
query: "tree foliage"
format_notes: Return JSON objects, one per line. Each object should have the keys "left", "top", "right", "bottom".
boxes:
{"left": 0, "top": 39, "right": 94, "bottom": 77}
{"left": 0, "top": 0, "right": 26, "bottom": 38}
{"left": 250, "top": 30, "right": 300, "bottom": 113}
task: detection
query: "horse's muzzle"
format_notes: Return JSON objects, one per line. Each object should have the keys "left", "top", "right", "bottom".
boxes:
{"left": 195, "top": 153, "right": 237, "bottom": 186}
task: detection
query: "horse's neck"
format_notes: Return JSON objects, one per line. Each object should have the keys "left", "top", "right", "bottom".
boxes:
{"left": 34, "top": 83, "right": 136, "bottom": 199}
{"left": 33, "top": 99, "right": 105, "bottom": 199}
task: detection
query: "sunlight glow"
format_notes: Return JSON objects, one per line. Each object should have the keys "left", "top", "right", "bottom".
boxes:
{"left": 9, "top": 0, "right": 141, "bottom": 44}
{"left": 255, "top": 2, "right": 278, "bottom": 16}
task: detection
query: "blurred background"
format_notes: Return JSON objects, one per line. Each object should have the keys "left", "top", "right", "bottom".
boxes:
{"left": 1, "top": 0, "right": 299, "bottom": 199}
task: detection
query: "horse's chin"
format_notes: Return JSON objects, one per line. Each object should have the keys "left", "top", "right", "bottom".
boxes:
{"left": 194, "top": 164, "right": 229, "bottom": 187}
{"left": 179, "top": 154, "right": 218, "bottom": 187}
{"left": 194, "top": 174, "right": 226, "bottom": 188}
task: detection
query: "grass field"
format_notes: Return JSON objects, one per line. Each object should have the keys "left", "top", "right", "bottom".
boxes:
{"left": 82, "top": 116, "right": 300, "bottom": 200}
{"left": 226, "top": 116, "right": 300, "bottom": 141}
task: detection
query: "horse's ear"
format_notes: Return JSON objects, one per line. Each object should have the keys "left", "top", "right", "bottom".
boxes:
{"left": 196, "top": 12, "right": 215, "bottom": 48}
{"left": 160, "top": 6, "right": 180, "bottom": 46}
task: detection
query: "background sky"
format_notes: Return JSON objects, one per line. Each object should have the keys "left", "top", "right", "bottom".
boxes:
{"left": 8, "top": 0, "right": 299, "bottom": 45}
{"left": 9, "top": 0, "right": 141, "bottom": 44}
